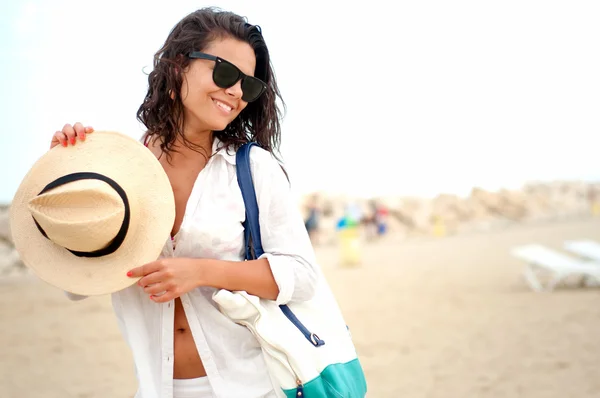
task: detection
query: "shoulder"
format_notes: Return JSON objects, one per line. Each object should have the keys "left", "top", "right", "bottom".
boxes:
{"left": 248, "top": 144, "right": 276, "bottom": 166}
{"left": 240, "top": 145, "right": 289, "bottom": 186}
{"left": 217, "top": 141, "right": 286, "bottom": 180}
{"left": 214, "top": 140, "right": 274, "bottom": 165}
{"left": 248, "top": 145, "right": 287, "bottom": 179}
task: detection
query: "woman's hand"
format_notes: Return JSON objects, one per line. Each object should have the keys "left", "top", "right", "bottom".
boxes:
{"left": 50, "top": 122, "right": 94, "bottom": 149}
{"left": 127, "top": 258, "right": 206, "bottom": 303}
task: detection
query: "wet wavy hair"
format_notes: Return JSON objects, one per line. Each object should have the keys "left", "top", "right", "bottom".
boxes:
{"left": 136, "top": 7, "right": 285, "bottom": 159}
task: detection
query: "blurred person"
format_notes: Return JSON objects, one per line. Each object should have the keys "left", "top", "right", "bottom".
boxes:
{"left": 47, "top": 8, "right": 324, "bottom": 398}
{"left": 361, "top": 200, "right": 378, "bottom": 240}
{"left": 304, "top": 193, "right": 321, "bottom": 245}
{"left": 361, "top": 200, "right": 389, "bottom": 240}
{"left": 375, "top": 203, "right": 389, "bottom": 237}
{"left": 345, "top": 201, "right": 363, "bottom": 225}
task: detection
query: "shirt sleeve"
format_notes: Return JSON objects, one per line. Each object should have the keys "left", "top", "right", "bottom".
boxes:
{"left": 249, "top": 148, "right": 320, "bottom": 305}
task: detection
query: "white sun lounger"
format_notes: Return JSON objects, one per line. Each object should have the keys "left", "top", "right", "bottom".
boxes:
{"left": 564, "top": 240, "right": 600, "bottom": 262}
{"left": 510, "top": 244, "right": 600, "bottom": 292}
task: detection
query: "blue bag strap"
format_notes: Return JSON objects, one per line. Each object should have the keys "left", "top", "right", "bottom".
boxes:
{"left": 236, "top": 142, "right": 264, "bottom": 260}
{"left": 235, "top": 142, "right": 325, "bottom": 348}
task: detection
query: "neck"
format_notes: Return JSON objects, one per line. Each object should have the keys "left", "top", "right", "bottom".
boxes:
{"left": 177, "top": 126, "right": 214, "bottom": 153}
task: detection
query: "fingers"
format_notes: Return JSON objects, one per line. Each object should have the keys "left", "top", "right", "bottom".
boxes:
{"left": 140, "top": 278, "right": 178, "bottom": 302}
{"left": 50, "top": 123, "right": 95, "bottom": 149}
{"left": 137, "top": 272, "right": 163, "bottom": 288}
{"left": 73, "top": 122, "right": 87, "bottom": 142}
{"left": 127, "top": 259, "right": 181, "bottom": 303}
{"left": 62, "top": 123, "right": 77, "bottom": 145}
{"left": 143, "top": 282, "right": 170, "bottom": 295}
{"left": 135, "top": 263, "right": 175, "bottom": 295}
{"left": 50, "top": 131, "right": 68, "bottom": 149}
{"left": 127, "top": 260, "right": 163, "bottom": 278}
{"left": 151, "top": 291, "right": 176, "bottom": 303}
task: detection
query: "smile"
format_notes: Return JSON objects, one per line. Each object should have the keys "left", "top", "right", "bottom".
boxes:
{"left": 213, "top": 99, "right": 233, "bottom": 113}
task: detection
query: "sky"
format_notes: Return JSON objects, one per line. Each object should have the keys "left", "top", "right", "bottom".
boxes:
{"left": 1, "top": 0, "right": 599, "bottom": 204}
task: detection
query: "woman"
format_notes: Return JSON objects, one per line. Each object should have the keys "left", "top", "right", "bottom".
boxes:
{"left": 304, "top": 194, "right": 320, "bottom": 244}
{"left": 51, "top": 8, "right": 319, "bottom": 398}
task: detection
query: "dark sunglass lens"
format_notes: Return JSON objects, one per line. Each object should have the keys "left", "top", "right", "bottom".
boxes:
{"left": 213, "top": 61, "right": 240, "bottom": 88}
{"left": 241, "top": 78, "right": 265, "bottom": 102}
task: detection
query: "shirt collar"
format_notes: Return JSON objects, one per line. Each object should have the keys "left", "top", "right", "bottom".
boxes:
{"left": 212, "top": 136, "right": 237, "bottom": 165}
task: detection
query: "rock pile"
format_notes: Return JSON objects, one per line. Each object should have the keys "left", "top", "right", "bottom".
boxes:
{"left": 300, "top": 181, "right": 600, "bottom": 243}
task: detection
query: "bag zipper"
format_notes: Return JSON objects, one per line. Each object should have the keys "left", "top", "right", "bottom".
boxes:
{"left": 279, "top": 305, "right": 325, "bottom": 347}
{"left": 295, "top": 380, "right": 304, "bottom": 396}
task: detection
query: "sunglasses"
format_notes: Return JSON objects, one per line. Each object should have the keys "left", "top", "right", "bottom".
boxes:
{"left": 188, "top": 51, "right": 267, "bottom": 102}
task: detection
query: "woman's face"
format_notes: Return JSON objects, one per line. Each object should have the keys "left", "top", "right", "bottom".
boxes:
{"left": 180, "top": 36, "right": 256, "bottom": 133}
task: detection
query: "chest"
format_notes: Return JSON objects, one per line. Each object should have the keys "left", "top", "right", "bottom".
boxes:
{"left": 160, "top": 156, "right": 207, "bottom": 236}
{"left": 165, "top": 160, "right": 205, "bottom": 204}
{"left": 159, "top": 156, "right": 247, "bottom": 260}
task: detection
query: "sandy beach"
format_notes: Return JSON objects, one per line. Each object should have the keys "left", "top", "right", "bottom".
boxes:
{"left": 1, "top": 217, "right": 599, "bottom": 398}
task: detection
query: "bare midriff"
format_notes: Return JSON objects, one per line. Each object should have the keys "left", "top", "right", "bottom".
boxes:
{"left": 173, "top": 298, "right": 207, "bottom": 378}
{"left": 144, "top": 133, "right": 211, "bottom": 379}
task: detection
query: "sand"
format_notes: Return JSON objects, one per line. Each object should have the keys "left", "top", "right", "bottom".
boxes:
{"left": 1, "top": 217, "right": 599, "bottom": 398}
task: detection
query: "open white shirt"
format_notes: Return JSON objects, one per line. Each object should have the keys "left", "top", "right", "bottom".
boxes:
{"left": 68, "top": 138, "right": 320, "bottom": 398}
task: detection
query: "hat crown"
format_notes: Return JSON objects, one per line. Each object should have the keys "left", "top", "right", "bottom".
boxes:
{"left": 28, "top": 179, "right": 125, "bottom": 253}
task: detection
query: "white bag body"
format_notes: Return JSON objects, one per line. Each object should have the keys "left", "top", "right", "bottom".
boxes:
{"left": 213, "top": 274, "right": 364, "bottom": 396}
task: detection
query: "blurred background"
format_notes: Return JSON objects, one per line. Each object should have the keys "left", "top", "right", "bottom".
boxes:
{"left": 1, "top": 0, "right": 599, "bottom": 397}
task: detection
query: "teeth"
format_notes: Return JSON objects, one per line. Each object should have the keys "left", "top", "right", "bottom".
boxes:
{"left": 214, "top": 100, "right": 232, "bottom": 112}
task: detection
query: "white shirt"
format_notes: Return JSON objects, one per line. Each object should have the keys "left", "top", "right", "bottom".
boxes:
{"left": 68, "top": 138, "right": 320, "bottom": 398}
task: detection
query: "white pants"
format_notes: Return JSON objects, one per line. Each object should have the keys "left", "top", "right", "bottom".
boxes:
{"left": 173, "top": 377, "right": 214, "bottom": 398}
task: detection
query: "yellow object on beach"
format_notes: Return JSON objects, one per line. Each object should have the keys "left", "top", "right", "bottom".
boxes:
{"left": 339, "top": 227, "right": 361, "bottom": 267}
{"left": 432, "top": 218, "right": 446, "bottom": 237}
{"left": 592, "top": 202, "right": 600, "bottom": 217}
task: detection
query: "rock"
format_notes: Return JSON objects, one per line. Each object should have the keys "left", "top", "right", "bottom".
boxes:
{"left": 0, "top": 240, "right": 26, "bottom": 277}
{"left": 0, "top": 205, "right": 29, "bottom": 278}
{"left": 0, "top": 205, "right": 12, "bottom": 245}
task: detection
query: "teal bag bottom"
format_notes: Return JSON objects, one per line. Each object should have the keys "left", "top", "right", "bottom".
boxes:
{"left": 282, "top": 358, "right": 367, "bottom": 398}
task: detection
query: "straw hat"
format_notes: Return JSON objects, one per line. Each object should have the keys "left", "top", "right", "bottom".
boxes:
{"left": 10, "top": 131, "right": 175, "bottom": 295}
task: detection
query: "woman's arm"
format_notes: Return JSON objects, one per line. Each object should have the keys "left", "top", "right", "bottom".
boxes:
{"left": 238, "top": 147, "right": 320, "bottom": 304}
{"left": 186, "top": 147, "right": 320, "bottom": 303}
{"left": 131, "top": 147, "right": 320, "bottom": 304}
{"left": 197, "top": 257, "right": 279, "bottom": 300}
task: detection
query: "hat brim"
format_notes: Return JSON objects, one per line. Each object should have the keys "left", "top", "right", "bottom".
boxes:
{"left": 10, "top": 131, "right": 175, "bottom": 295}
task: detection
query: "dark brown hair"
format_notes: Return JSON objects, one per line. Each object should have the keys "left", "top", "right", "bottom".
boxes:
{"left": 136, "top": 7, "right": 285, "bottom": 159}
